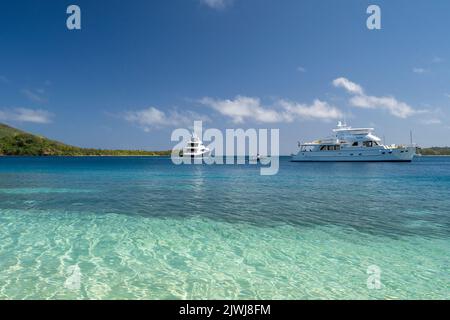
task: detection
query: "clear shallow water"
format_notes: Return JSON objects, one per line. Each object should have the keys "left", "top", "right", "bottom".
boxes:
{"left": 0, "top": 156, "right": 448, "bottom": 299}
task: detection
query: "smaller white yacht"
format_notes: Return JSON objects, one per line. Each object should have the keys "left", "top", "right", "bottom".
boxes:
{"left": 292, "top": 122, "right": 417, "bottom": 162}
{"left": 182, "top": 134, "right": 210, "bottom": 158}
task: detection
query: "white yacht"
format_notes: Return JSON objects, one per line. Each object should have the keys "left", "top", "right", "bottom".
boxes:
{"left": 182, "top": 134, "right": 210, "bottom": 158}
{"left": 292, "top": 122, "right": 416, "bottom": 162}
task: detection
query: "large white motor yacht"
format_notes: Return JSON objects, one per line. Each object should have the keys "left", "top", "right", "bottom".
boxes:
{"left": 182, "top": 134, "right": 210, "bottom": 158}
{"left": 292, "top": 122, "right": 416, "bottom": 162}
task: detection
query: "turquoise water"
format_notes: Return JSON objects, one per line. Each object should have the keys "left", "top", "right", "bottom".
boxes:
{"left": 0, "top": 156, "right": 448, "bottom": 299}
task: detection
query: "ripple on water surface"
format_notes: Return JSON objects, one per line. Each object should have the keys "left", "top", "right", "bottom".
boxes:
{"left": 0, "top": 209, "right": 448, "bottom": 300}
{"left": 0, "top": 157, "right": 449, "bottom": 299}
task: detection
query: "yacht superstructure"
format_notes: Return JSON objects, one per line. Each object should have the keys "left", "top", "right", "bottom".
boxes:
{"left": 292, "top": 122, "right": 416, "bottom": 162}
{"left": 182, "top": 134, "right": 210, "bottom": 158}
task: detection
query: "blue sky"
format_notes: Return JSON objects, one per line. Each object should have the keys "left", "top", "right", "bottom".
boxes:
{"left": 0, "top": 0, "right": 449, "bottom": 153}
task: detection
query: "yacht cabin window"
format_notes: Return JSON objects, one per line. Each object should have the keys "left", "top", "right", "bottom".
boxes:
{"left": 320, "top": 145, "right": 340, "bottom": 151}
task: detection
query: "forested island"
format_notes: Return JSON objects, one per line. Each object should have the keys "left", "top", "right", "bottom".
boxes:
{"left": 0, "top": 123, "right": 171, "bottom": 156}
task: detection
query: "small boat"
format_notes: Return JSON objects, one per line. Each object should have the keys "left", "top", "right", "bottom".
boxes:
{"left": 249, "top": 154, "right": 264, "bottom": 163}
{"left": 182, "top": 134, "right": 210, "bottom": 158}
{"left": 292, "top": 122, "right": 417, "bottom": 162}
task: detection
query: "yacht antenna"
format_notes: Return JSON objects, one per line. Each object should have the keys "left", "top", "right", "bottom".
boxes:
{"left": 410, "top": 130, "right": 413, "bottom": 146}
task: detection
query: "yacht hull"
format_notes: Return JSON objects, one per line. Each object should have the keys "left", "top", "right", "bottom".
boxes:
{"left": 292, "top": 147, "right": 416, "bottom": 162}
{"left": 182, "top": 151, "right": 210, "bottom": 158}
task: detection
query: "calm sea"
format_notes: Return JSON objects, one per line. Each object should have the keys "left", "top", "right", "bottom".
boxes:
{"left": 0, "top": 156, "right": 448, "bottom": 299}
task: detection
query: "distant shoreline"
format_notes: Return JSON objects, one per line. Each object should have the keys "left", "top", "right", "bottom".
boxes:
{"left": 2, "top": 123, "right": 450, "bottom": 157}
{"left": 0, "top": 154, "right": 170, "bottom": 158}
{"left": 418, "top": 155, "right": 450, "bottom": 157}
{"left": 1, "top": 155, "right": 450, "bottom": 158}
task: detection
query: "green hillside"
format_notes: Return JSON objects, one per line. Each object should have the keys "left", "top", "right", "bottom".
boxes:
{"left": 0, "top": 123, "right": 26, "bottom": 139}
{"left": 0, "top": 123, "right": 170, "bottom": 156}
{"left": 418, "top": 147, "right": 450, "bottom": 156}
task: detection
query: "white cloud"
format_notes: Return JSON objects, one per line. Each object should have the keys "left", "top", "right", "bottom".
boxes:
{"left": 200, "top": 95, "right": 342, "bottom": 123}
{"left": 124, "top": 107, "right": 209, "bottom": 131}
{"left": 420, "top": 118, "right": 442, "bottom": 125}
{"left": 432, "top": 56, "right": 443, "bottom": 63}
{"left": 297, "top": 66, "right": 306, "bottom": 73}
{"left": 0, "top": 108, "right": 53, "bottom": 124}
{"left": 200, "top": 0, "right": 233, "bottom": 10}
{"left": 332, "top": 77, "right": 364, "bottom": 95}
{"left": 333, "top": 77, "right": 418, "bottom": 118}
{"left": 278, "top": 99, "right": 343, "bottom": 121}
{"left": 413, "top": 67, "right": 429, "bottom": 74}
{"left": 22, "top": 89, "right": 47, "bottom": 103}
{"left": 349, "top": 95, "right": 417, "bottom": 118}
{"left": 199, "top": 96, "right": 288, "bottom": 123}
